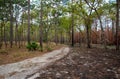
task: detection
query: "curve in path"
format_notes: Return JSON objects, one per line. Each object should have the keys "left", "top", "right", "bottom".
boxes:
{"left": 0, "top": 47, "right": 70, "bottom": 79}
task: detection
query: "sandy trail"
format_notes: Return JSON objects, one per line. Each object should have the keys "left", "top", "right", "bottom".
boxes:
{"left": 0, "top": 47, "right": 70, "bottom": 79}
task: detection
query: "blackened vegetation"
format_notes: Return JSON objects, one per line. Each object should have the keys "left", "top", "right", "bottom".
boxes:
{"left": 33, "top": 48, "right": 120, "bottom": 79}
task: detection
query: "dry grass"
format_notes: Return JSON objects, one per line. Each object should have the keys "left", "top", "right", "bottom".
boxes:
{"left": 0, "top": 42, "right": 65, "bottom": 65}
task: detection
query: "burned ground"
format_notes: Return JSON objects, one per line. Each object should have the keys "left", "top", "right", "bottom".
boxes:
{"left": 34, "top": 47, "right": 120, "bottom": 79}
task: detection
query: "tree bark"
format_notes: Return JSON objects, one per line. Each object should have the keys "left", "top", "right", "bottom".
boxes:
{"left": 96, "top": 13, "right": 106, "bottom": 46}
{"left": 116, "top": 0, "right": 120, "bottom": 50}
{"left": 3, "top": 22, "right": 7, "bottom": 47}
{"left": 0, "top": 23, "right": 3, "bottom": 49}
{"left": 112, "top": 20, "right": 115, "bottom": 35}
{"left": 27, "top": 0, "right": 31, "bottom": 44}
{"left": 15, "top": 18, "right": 18, "bottom": 46}
{"left": 71, "top": 0, "right": 74, "bottom": 47}
{"left": 39, "top": 0, "right": 43, "bottom": 51}
{"left": 55, "top": 24, "right": 58, "bottom": 45}
{"left": 60, "top": 31, "right": 63, "bottom": 44}
{"left": 86, "top": 23, "right": 91, "bottom": 48}
{"left": 10, "top": 0, "right": 13, "bottom": 48}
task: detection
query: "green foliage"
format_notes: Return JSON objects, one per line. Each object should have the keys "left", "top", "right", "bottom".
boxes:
{"left": 26, "top": 42, "right": 38, "bottom": 51}
{"left": 30, "top": 42, "right": 38, "bottom": 50}
{"left": 38, "top": 46, "right": 43, "bottom": 51}
{"left": 26, "top": 43, "right": 32, "bottom": 51}
{"left": 46, "top": 46, "right": 52, "bottom": 51}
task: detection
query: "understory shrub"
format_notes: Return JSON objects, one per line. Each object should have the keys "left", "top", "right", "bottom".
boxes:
{"left": 46, "top": 46, "right": 52, "bottom": 51}
{"left": 26, "top": 42, "right": 38, "bottom": 51}
{"left": 38, "top": 46, "right": 44, "bottom": 52}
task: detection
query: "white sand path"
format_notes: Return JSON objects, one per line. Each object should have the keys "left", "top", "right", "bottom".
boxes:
{"left": 0, "top": 47, "right": 70, "bottom": 79}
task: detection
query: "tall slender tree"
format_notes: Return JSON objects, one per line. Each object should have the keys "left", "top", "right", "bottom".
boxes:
{"left": 84, "top": 0, "right": 107, "bottom": 48}
{"left": 10, "top": 0, "right": 13, "bottom": 48}
{"left": 27, "top": 0, "right": 31, "bottom": 44}
{"left": 116, "top": 0, "right": 120, "bottom": 50}
{"left": 71, "top": 0, "right": 74, "bottom": 47}
{"left": 39, "top": 0, "right": 43, "bottom": 51}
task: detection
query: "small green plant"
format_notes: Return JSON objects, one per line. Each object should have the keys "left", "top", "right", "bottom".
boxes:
{"left": 46, "top": 46, "right": 52, "bottom": 51}
{"left": 26, "top": 43, "right": 32, "bottom": 51}
{"left": 26, "top": 42, "right": 38, "bottom": 51}
{"left": 38, "top": 46, "right": 43, "bottom": 52}
{"left": 31, "top": 42, "right": 38, "bottom": 50}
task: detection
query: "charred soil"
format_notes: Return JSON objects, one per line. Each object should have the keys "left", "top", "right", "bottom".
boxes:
{"left": 34, "top": 47, "right": 120, "bottom": 79}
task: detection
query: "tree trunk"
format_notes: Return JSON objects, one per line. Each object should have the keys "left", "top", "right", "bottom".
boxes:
{"left": 17, "top": 27, "right": 21, "bottom": 48}
{"left": 27, "top": 0, "right": 31, "bottom": 44}
{"left": 15, "top": 18, "right": 18, "bottom": 46}
{"left": 116, "top": 0, "right": 120, "bottom": 50}
{"left": 10, "top": 0, "right": 13, "bottom": 48}
{"left": 78, "top": 30, "right": 81, "bottom": 46}
{"left": 0, "top": 22, "right": 3, "bottom": 49}
{"left": 86, "top": 24, "right": 91, "bottom": 48}
{"left": 84, "top": 0, "right": 106, "bottom": 48}
{"left": 98, "top": 16, "right": 106, "bottom": 47}
{"left": 3, "top": 22, "right": 7, "bottom": 48}
{"left": 60, "top": 31, "right": 63, "bottom": 44}
{"left": 46, "top": 14, "right": 49, "bottom": 44}
{"left": 39, "top": 0, "right": 43, "bottom": 51}
{"left": 112, "top": 20, "right": 115, "bottom": 35}
{"left": 71, "top": 0, "right": 74, "bottom": 47}
{"left": 55, "top": 25, "right": 58, "bottom": 45}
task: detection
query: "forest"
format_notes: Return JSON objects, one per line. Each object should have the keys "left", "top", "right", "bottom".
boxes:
{"left": 0, "top": 0, "right": 119, "bottom": 49}
{"left": 0, "top": 0, "right": 120, "bottom": 79}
